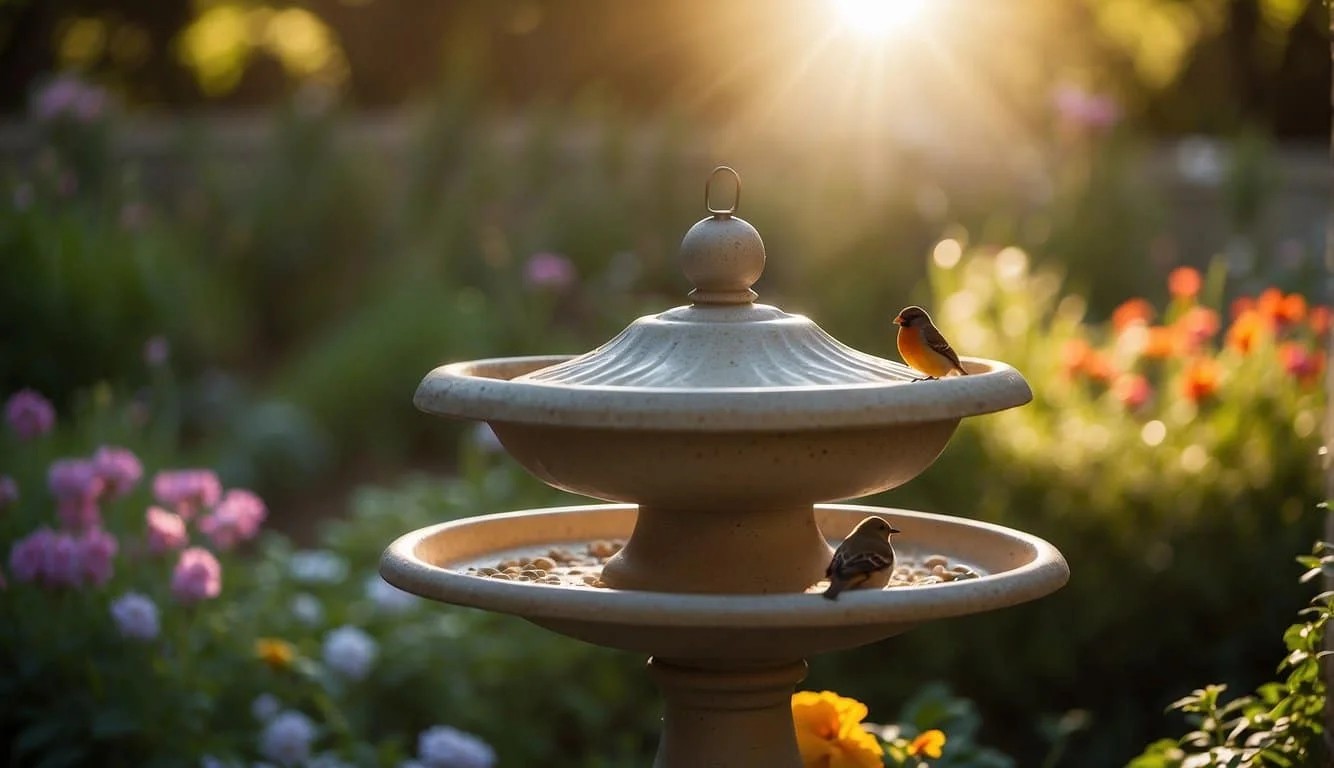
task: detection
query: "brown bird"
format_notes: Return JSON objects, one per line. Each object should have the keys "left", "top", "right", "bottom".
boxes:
{"left": 822, "top": 516, "right": 900, "bottom": 600}
{"left": 893, "top": 305, "right": 968, "bottom": 379}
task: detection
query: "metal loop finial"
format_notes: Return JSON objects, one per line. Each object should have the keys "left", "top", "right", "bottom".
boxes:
{"left": 705, "top": 166, "right": 740, "bottom": 217}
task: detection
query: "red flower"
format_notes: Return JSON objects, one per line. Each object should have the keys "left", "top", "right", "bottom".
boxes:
{"left": 1168, "top": 267, "right": 1202, "bottom": 300}
{"left": 1112, "top": 299, "right": 1155, "bottom": 331}
{"left": 1181, "top": 358, "right": 1221, "bottom": 402}
{"left": 1112, "top": 373, "right": 1152, "bottom": 411}
{"left": 1279, "top": 342, "right": 1324, "bottom": 385}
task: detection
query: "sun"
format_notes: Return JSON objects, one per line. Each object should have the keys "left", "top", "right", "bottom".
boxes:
{"left": 830, "top": 0, "right": 927, "bottom": 40}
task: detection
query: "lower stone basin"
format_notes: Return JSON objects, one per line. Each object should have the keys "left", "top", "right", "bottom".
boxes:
{"left": 380, "top": 503, "right": 1068, "bottom": 662}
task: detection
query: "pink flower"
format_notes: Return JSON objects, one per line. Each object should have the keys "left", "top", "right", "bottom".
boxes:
{"left": 145, "top": 507, "right": 188, "bottom": 553}
{"left": 5, "top": 389, "right": 55, "bottom": 440}
{"left": 1052, "top": 84, "right": 1121, "bottom": 132}
{"left": 523, "top": 252, "right": 576, "bottom": 291}
{"left": 49, "top": 458, "right": 104, "bottom": 531}
{"left": 0, "top": 475, "right": 17, "bottom": 508}
{"left": 77, "top": 528, "right": 117, "bottom": 587}
{"left": 171, "top": 547, "right": 221, "bottom": 604}
{"left": 152, "top": 470, "right": 221, "bottom": 519}
{"left": 92, "top": 446, "right": 142, "bottom": 498}
{"left": 8, "top": 527, "right": 56, "bottom": 582}
{"left": 1113, "top": 373, "right": 1152, "bottom": 411}
{"left": 198, "top": 489, "right": 267, "bottom": 550}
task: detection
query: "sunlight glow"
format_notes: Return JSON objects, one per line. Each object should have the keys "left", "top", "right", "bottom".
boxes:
{"left": 831, "top": 0, "right": 927, "bottom": 40}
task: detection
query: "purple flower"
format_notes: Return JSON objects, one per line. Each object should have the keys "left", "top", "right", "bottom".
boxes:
{"left": 110, "top": 592, "right": 159, "bottom": 640}
{"left": 44, "top": 532, "right": 82, "bottom": 588}
{"left": 417, "top": 725, "right": 496, "bottom": 768}
{"left": 153, "top": 469, "right": 222, "bottom": 519}
{"left": 49, "top": 458, "right": 104, "bottom": 531}
{"left": 78, "top": 527, "right": 117, "bottom": 586}
{"left": 322, "top": 625, "right": 378, "bottom": 680}
{"left": 198, "top": 489, "right": 267, "bottom": 550}
{"left": 8, "top": 527, "right": 57, "bottom": 582}
{"left": 146, "top": 506, "right": 188, "bottom": 554}
{"left": 31, "top": 74, "right": 108, "bottom": 124}
{"left": 0, "top": 475, "right": 18, "bottom": 508}
{"left": 259, "top": 710, "right": 316, "bottom": 766}
{"left": 1052, "top": 84, "right": 1120, "bottom": 132}
{"left": 5, "top": 389, "right": 55, "bottom": 440}
{"left": 523, "top": 252, "right": 576, "bottom": 291}
{"left": 143, "top": 336, "right": 169, "bottom": 367}
{"left": 93, "top": 446, "right": 142, "bottom": 498}
{"left": 171, "top": 547, "right": 221, "bottom": 603}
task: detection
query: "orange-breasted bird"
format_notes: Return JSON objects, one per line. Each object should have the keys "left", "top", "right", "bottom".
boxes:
{"left": 822, "top": 516, "right": 900, "bottom": 600}
{"left": 893, "top": 305, "right": 968, "bottom": 379}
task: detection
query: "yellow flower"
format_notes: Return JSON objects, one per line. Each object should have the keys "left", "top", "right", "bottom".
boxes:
{"left": 254, "top": 637, "right": 296, "bottom": 670}
{"left": 791, "top": 690, "right": 885, "bottom": 768}
{"left": 908, "top": 729, "right": 946, "bottom": 759}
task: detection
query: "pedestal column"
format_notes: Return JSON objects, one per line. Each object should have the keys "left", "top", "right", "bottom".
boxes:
{"left": 602, "top": 505, "right": 833, "bottom": 594}
{"left": 648, "top": 658, "right": 807, "bottom": 768}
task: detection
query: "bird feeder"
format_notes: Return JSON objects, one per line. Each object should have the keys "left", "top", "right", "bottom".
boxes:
{"left": 381, "top": 167, "right": 1068, "bottom": 768}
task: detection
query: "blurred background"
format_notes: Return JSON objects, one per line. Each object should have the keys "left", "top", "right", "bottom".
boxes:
{"left": 0, "top": 1, "right": 1328, "bottom": 766}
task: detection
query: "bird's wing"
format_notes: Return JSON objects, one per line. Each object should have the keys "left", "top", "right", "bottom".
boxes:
{"left": 922, "top": 325, "right": 966, "bottom": 372}
{"left": 830, "top": 548, "right": 893, "bottom": 578}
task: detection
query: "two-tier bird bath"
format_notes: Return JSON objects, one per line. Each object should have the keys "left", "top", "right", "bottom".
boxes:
{"left": 381, "top": 167, "right": 1069, "bottom": 767}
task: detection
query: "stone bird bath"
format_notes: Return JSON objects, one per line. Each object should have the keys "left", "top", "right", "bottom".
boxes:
{"left": 381, "top": 168, "right": 1069, "bottom": 767}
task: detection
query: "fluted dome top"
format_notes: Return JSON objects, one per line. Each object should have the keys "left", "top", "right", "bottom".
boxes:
{"left": 517, "top": 166, "right": 918, "bottom": 389}
{"left": 517, "top": 303, "right": 918, "bottom": 388}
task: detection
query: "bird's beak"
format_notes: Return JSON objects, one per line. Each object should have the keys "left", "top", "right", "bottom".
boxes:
{"left": 892, "top": 317, "right": 904, "bottom": 327}
{"left": 888, "top": 526, "right": 901, "bottom": 535}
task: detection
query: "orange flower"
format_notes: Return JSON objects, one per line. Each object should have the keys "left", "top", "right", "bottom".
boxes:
{"left": 792, "top": 691, "right": 885, "bottom": 768}
{"left": 1279, "top": 342, "right": 1324, "bottom": 385}
{"left": 1112, "top": 373, "right": 1152, "bottom": 411}
{"left": 1257, "top": 288, "right": 1307, "bottom": 327}
{"left": 1083, "top": 350, "right": 1116, "bottom": 383}
{"left": 1141, "top": 326, "right": 1178, "bottom": 359}
{"left": 1311, "top": 305, "right": 1331, "bottom": 337}
{"left": 1112, "top": 298, "right": 1155, "bottom": 331}
{"left": 1226, "top": 310, "right": 1271, "bottom": 354}
{"left": 1181, "top": 358, "right": 1221, "bottom": 402}
{"left": 255, "top": 638, "right": 296, "bottom": 670}
{"left": 1168, "top": 266, "right": 1201, "bottom": 300}
{"left": 1173, "top": 306, "right": 1220, "bottom": 353}
{"left": 1060, "top": 339, "right": 1092, "bottom": 378}
{"left": 1230, "top": 296, "right": 1255, "bottom": 321}
{"left": 908, "top": 729, "right": 947, "bottom": 759}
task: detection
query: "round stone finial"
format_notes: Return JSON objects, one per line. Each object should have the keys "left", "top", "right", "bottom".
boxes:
{"left": 679, "top": 166, "right": 765, "bottom": 305}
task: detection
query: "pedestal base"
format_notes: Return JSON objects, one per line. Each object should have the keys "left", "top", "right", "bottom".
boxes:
{"left": 649, "top": 658, "right": 808, "bottom": 768}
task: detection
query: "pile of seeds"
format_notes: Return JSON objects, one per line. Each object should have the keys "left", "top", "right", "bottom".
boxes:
{"left": 805, "top": 552, "right": 983, "bottom": 593}
{"left": 463, "top": 539, "right": 625, "bottom": 588}
{"left": 462, "top": 541, "right": 984, "bottom": 593}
